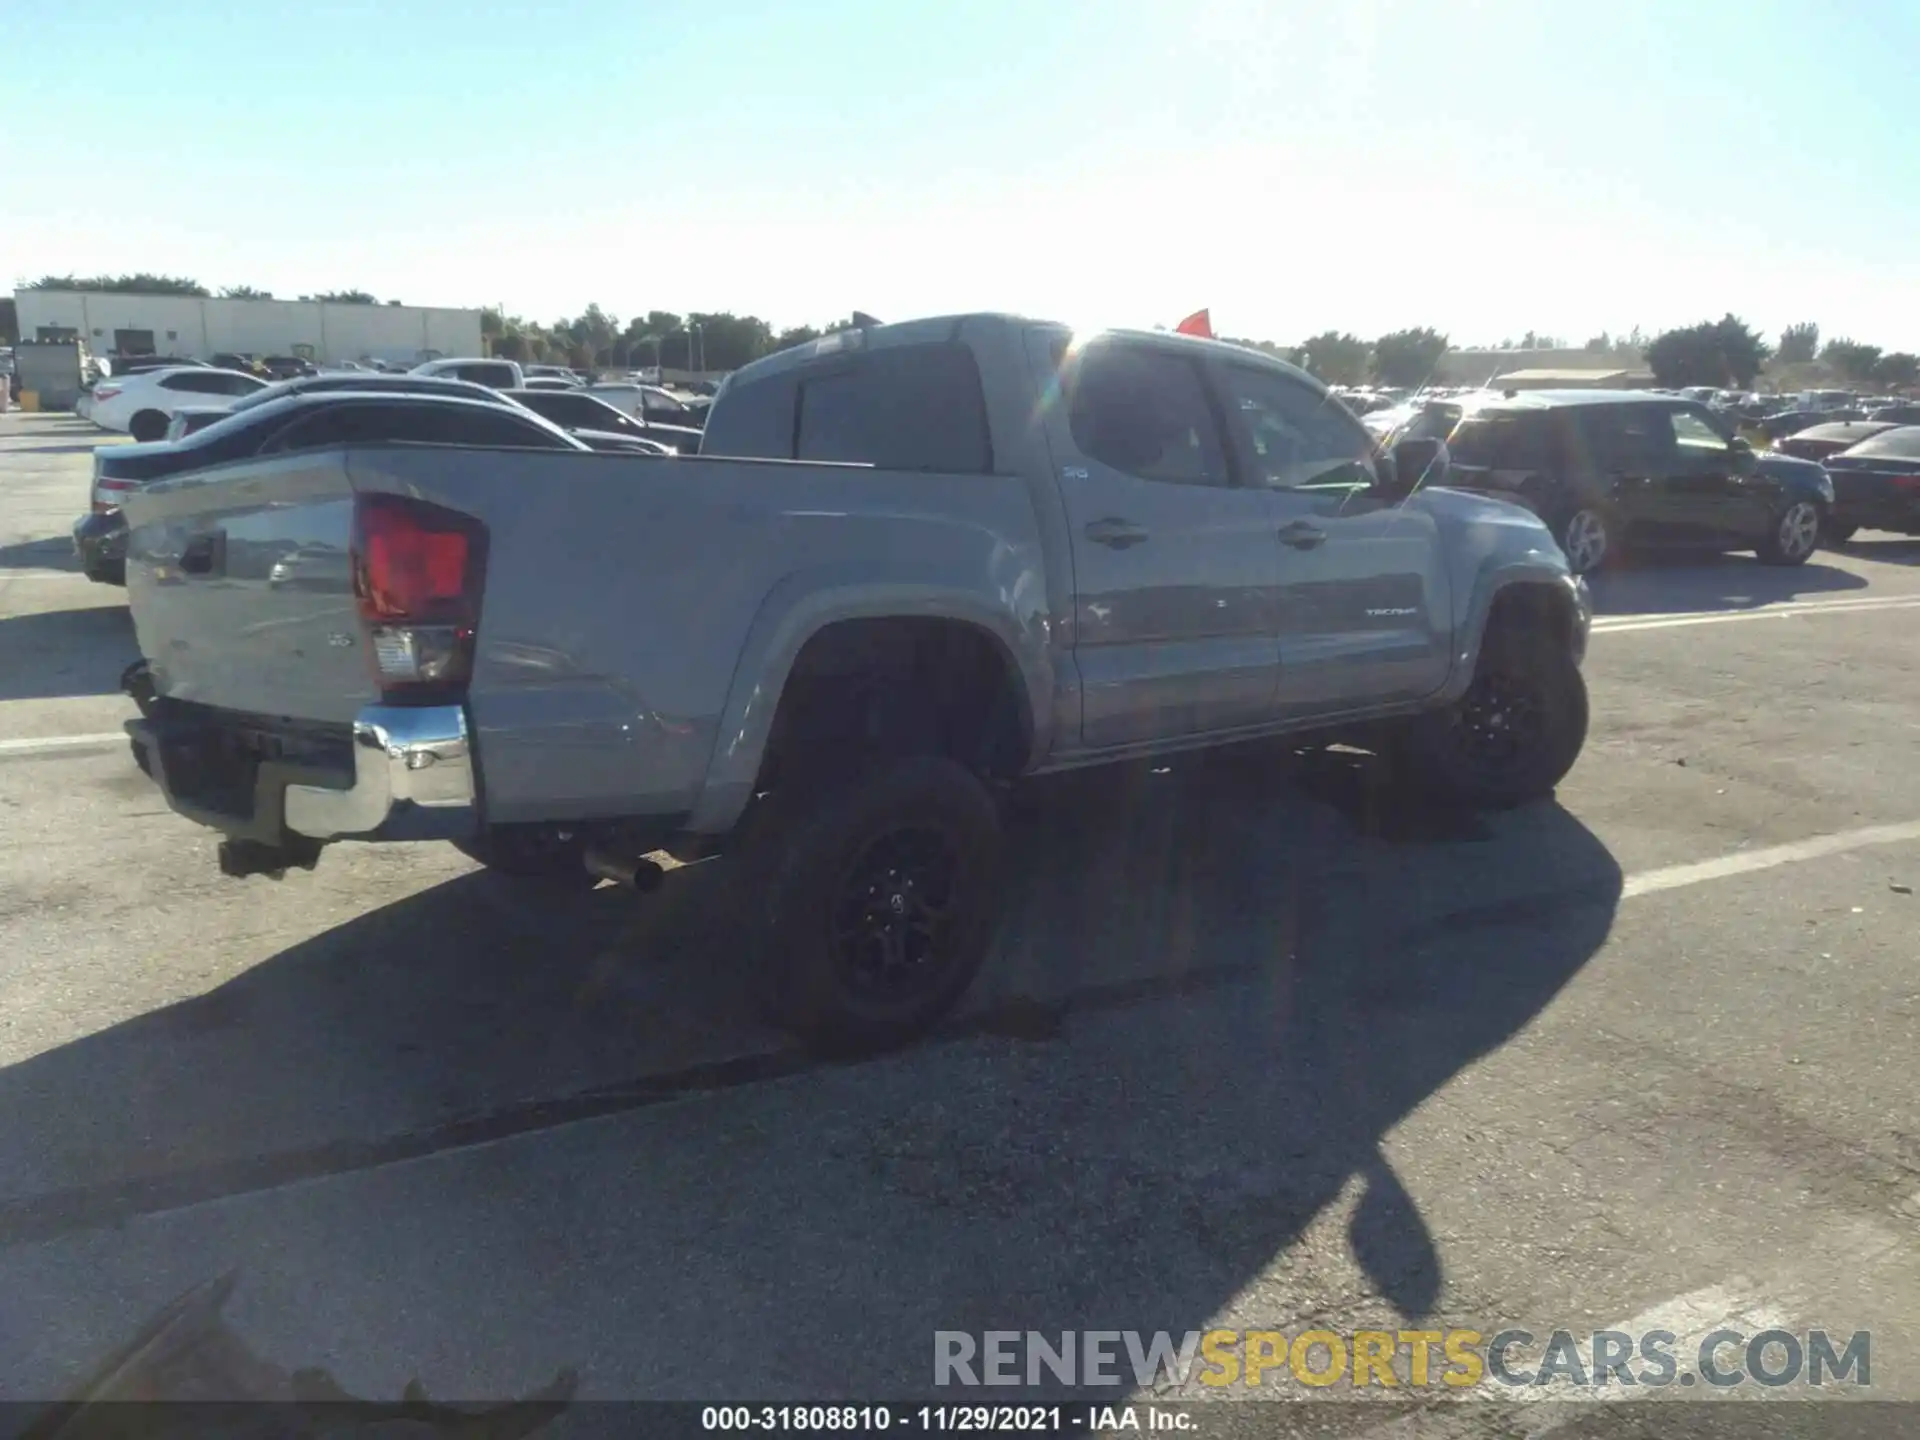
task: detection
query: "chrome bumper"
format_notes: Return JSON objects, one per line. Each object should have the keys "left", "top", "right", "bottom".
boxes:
{"left": 126, "top": 701, "right": 476, "bottom": 845}
{"left": 286, "top": 706, "right": 476, "bottom": 839}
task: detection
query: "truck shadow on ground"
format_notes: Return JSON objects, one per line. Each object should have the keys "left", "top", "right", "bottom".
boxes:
{"left": 0, "top": 604, "right": 136, "bottom": 701}
{"left": 1584, "top": 553, "right": 1865, "bottom": 616}
{"left": 0, "top": 747, "right": 1621, "bottom": 1400}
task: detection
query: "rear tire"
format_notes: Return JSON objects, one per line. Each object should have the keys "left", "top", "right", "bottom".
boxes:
{"left": 453, "top": 826, "right": 597, "bottom": 887}
{"left": 738, "top": 755, "right": 1004, "bottom": 1055}
{"left": 1757, "top": 498, "right": 1822, "bottom": 566}
{"left": 1391, "top": 627, "right": 1588, "bottom": 810}
{"left": 1553, "top": 505, "right": 1614, "bottom": 575}
{"left": 129, "top": 410, "right": 169, "bottom": 443}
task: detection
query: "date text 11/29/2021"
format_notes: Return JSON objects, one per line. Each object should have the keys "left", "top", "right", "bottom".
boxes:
{"left": 700, "top": 1405, "right": 1194, "bottom": 1433}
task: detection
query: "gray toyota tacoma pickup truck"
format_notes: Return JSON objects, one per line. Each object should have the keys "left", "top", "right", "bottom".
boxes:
{"left": 118, "top": 314, "right": 1592, "bottom": 1050}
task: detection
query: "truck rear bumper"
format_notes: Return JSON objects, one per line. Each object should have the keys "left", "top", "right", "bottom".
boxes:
{"left": 125, "top": 698, "right": 476, "bottom": 846}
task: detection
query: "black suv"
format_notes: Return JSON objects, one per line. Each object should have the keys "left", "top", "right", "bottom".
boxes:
{"left": 1439, "top": 391, "right": 1834, "bottom": 574}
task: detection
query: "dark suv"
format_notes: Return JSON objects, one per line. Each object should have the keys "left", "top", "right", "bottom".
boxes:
{"left": 1439, "top": 391, "right": 1834, "bottom": 574}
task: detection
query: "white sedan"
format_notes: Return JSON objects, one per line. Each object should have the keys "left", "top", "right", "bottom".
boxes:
{"left": 86, "top": 366, "right": 270, "bottom": 441}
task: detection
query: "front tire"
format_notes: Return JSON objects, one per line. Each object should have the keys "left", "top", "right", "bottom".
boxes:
{"left": 128, "top": 410, "right": 169, "bottom": 443}
{"left": 1758, "top": 498, "right": 1822, "bottom": 566}
{"left": 1392, "top": 628, "right": 1588, "bottom": 810}
{"left": 742, "top": 755, "right": 1004, "bottom": 1055}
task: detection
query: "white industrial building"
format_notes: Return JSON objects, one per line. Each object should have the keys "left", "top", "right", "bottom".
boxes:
{"left": 12, "top": 290, "right": 484, "bottom": 366}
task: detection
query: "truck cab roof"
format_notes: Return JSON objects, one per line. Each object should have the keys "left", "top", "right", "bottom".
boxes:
{"left": 722, "top": 311, "right": 1324, "bottom": 394}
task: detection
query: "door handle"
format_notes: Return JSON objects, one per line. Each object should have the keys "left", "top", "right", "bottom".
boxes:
{"left": 1084, "top": 518, "right": 1150, "bottom": 550}
{"left": 1277, "top": 520, "right": 1327, "bottom": 550}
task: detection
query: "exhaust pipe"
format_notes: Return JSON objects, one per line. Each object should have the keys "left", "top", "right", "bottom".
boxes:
{"left": 583, "top": 848, "right": 666, "bottom": 892}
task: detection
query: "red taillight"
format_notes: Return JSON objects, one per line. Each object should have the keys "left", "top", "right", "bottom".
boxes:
{"left": 94, "top": 385, "right": 121, "bottom": 400}
{"left": 350, "top": 493, "right": 487, "bottom": 696}
{"left": 92, "top": 476, "right": 137, "bottom": 513}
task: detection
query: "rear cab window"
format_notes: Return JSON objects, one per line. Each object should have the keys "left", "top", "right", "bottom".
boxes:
{"left": 795, "top": 343, "right": 993, "bottom": 472}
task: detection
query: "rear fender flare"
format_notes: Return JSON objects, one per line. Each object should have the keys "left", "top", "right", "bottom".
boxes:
{"left": 687, "top": 569, "right": 1053, "bottom": 833}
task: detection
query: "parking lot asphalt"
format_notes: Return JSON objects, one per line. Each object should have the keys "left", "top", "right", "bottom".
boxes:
{"left": 2, "top": 410, "right": 1918, "bottom": 1429}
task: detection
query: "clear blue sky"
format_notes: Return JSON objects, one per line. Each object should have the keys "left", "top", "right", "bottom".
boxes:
{"left": 6, "top": 0, "right": 1916, "bottom": 350}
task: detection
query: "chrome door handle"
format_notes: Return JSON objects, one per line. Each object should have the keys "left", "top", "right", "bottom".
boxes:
{"left": 1277, "top": 520, "right": 1327, "bottom": 550}
{"left": 1084, "top": 518, "right": 1150, "bottom": 550}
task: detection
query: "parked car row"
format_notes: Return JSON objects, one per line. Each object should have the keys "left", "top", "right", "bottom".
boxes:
{"left": 75, "top": 376, "right": 687, "bottom": 584}
{"left": 1365, "top": 390, "right": 1839, "bottom": 574}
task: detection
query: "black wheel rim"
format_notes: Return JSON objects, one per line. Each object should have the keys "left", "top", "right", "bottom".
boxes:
{"left": 831, "top": 824, "right": 963, "bottom": 1003}
{"left": 1451, "top": 670, "right": 1548, "bottom": 777}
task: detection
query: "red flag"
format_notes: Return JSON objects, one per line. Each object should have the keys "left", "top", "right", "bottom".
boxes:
{"left": 1175, "top": 308, "right": 1213, "bottom": 339}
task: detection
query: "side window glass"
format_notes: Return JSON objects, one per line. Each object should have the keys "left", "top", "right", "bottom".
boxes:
{"left": 264, "top": 406, "right": 372, "bottom": 452}
{"left": 1669, "top": 408, "right": 1729, "bottom": 455}
{"left": 415, "top": 406, "right": 561, "bottom": 448}
{"left": 1220, "top": 364, "right": 1376, "bottom": 488}
{"left": 1592, "top": 408, "right": 1672, "bottom": 469}
{"left": 1067, "top": 345, "right": 1228, "bottom": 487}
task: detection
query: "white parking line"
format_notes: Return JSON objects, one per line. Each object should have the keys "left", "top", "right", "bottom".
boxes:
{"left": 1593, "top": 593, "right": 1920, "bottom": 633}
{"left": 1622, "top": 820, "right": 1920, "bottom": 899}
{"left": 1355, "top": 1217, "right": 1906, "bottom": 1435}
{"left": 0, "top": 732, "right": 126, "bottom": 755}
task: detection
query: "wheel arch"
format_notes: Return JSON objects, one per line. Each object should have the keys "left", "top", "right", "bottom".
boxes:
{"left": 687, "top": 576, "right": 1053, "bottom": 833}
{"left": 1445, "top": 567, "right": 1590, "bottom": 702}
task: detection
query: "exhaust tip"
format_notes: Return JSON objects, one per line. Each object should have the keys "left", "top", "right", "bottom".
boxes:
{"left": 583, "top": 849, "right": 666, "bottom": 892}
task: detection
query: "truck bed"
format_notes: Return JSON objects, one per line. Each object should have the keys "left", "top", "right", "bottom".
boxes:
{"left": 120, "top": 443, "right": 1050, "bottom": 828}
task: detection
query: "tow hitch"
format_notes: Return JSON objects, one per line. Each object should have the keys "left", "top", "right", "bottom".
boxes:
{"left": 217, "top": 836, "right": 323, "bottom": 881}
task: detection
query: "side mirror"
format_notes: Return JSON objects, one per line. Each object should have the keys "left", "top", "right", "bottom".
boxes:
{"left": 1386, "top": 436, "right": 1449, "bottom": 495}
{"left": 1728, "top": 435, "right": 1757, "bottom": 475}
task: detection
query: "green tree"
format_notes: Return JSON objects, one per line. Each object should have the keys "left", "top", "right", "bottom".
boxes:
{"left": 304, "top": 290, "right": 377, "bottom": 304}
{"left": 1371, "top": 327, "right": 1450, "bottom": 387}
{"left": 1293, "top": 330, "right": 1371, "bottom": 386}
{"left": 0, "top": 297, "right": 16, "bottom": 343}
{"left": 1821, "top": 337, "right": 1883, "bottom": 382}
{"left": 491, "top": 332, "right": 529, "bottom": 362}
{"left": 219, "top": 285, "right": 274, "bottom": 300}
{"left": 1646, "top": 315, "right": 1769, "bottom": 388}
{"left": 27, "top": 273, "right": 209, "bottom": 296}
{"left": 1873, "top": 352, "right": 1919, "bottom": 389}
{"left": 687, "top": 311, "right": 774, "bottom": 371}
{"left": 1584, "top": 332, "right": 1612, "bottom": 352}
{"left": 773, "top": 324, "right": 824, "bottom": 351}
{"left": 1776, "top": 322, "right": 1820, "bottom": 364}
